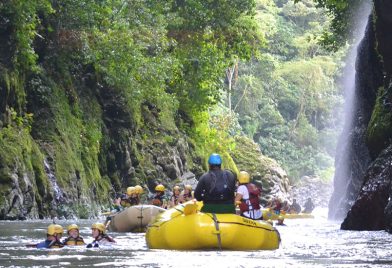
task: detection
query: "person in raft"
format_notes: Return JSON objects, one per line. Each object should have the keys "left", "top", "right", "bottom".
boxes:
{"left": 302, "top": 197, "right": 315, "bottom": 213}
{"left": 120, "top": 187, "right": 135, "bottom": 207}
{"left": 151, "top": 184, "right": 167, "bottom": 208}
{"left": 86, "top": 222, "right": 115, "bottom": 248}
{"left": 179, "top": 184, "right": 194, "bottom": 203}
{"left": 62, "top": 224, "right": 85, "bottom": 246}
{"left": 235, "top": 171, "right": 263, "bottom": 220}
{"left": 289, "top": 198, "right": 301, "bottom": 214}
{"left": 194, "top": 153, "right": 236, "bottom": 214}
{"left": 169, "top": 185, "right": 182, "bottom": 207}
{"left": 36, "top": 224, "right": 64, "bottom": 249}
{"left": 133, "top": 185, "right": 144, "bottom": 205}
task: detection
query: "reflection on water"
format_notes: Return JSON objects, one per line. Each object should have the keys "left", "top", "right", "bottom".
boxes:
{"left": 0, "top": 208, "right": 392, "bottom": 267}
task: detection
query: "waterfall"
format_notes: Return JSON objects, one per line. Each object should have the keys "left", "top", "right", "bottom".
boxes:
{"left": 328, "top": 1, "right": 373, "bottom": 220}
{"left": 44, "top": 159, "right": 65, "bottom": 203}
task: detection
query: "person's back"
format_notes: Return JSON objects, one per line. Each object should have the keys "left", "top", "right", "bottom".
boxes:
{"left": 194, "top": 153, "right": 236, "bottom": 214}
{"left": 290, "top": 199, "right": 301, "bottom": 214}
{"left": 303, "top": 198, "right": 315, "bottom": 213}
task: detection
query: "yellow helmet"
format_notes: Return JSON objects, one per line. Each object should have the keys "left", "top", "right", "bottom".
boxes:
{"left": 278, "top": 216, "right": 284, "bottom": 221}
{"left": 91, "top": 222, "right": 106, "bottom": 233}
{"left": 47, "top": 224, "right": 64, "bottom": 236}
{"left": 67, "top": 224, "right": 79, "bottom": 232}
{"left": 134, "top": 185, "right": 143, "bottom": 194}
{"left": 155, "top": 184, "right": 165, "bottom": 192}
{"left": 185, "top": 184, "right": 192, "bottom": 190}
{"left": 238, "top": 171, "right": 250, "bottom": 184}
{"left": 127, "top": 186, "right": 135, "bottom": 196}
{"left": 173, "top": 185, "right": 180, "bottom": 191}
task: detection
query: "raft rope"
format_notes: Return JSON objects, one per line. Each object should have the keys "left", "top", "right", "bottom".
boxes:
{"left": 137, "top": 205, "right": 144, "bottom": 231}
{"left": 212, "top": 213, "right": 222, "bottom": 250}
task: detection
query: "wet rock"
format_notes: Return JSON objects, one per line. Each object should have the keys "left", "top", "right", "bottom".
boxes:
{"left": 329, "top": 6, "right": 383, "bottom": 221}
{"left": 341, "top": 145, "right": 392, "bottom": 230}
{"left": 231, "top": 136, "right": 291, "bottom": 205}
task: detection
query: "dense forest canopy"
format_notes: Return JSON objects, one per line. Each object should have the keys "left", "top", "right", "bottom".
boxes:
{"left": 0, "top": 0, "right": 262, "bottom": 163}
{"left": 212, "top": 0, "right": 345, "bottom": 182}
{"left": 0, "top": 0, "right": 359, "bottom": 219}
{"left": 0, "top": 0, "right": 350, "bottom": 183}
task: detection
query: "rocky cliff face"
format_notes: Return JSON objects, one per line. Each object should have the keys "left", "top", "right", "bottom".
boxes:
{"left": 328, "top": 10, "right": 381, "bottom": 220}
{"left": 0, "top": 16, "right": 290, "bottom": 220}
{"left": 0, "top": 66, "right": 204, "bottom": 219}
{"left": 330, "top": 0, "right": 392, "bottom": 231}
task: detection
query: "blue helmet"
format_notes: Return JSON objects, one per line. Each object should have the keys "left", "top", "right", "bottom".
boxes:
{"left": 208, "top": 153, "right": 222, "bottom": 165}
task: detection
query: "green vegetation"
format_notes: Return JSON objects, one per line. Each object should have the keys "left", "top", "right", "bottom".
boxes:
{"left": 366, "top": 86, "right": 392, "bottom": 157}
{"left": 295, "top": 0, "right": 368, "bottom": 50}
{"left": 0, "top": 0, "right": 349, "bottom": 217}
{"left": 221, "top": 0, "right": 344, "bottom": 182}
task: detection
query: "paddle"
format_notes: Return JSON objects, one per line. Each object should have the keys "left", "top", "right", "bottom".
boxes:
{"left": 183, "top": 202, "right": 198, "bottom": 215}
{"left": 100, "top": 211, "right": 111, "bottom": 215}
{"left": 25, "top": 244, "right": 37, "bottom": 248}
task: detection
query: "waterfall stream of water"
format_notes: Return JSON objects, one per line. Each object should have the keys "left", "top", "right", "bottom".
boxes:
{"left": 328, "top": 1, "right": 373, "bottom": 220}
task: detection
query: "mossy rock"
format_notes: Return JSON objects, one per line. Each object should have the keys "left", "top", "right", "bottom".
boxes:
{"left": 366, "top": 86, "right": 392, "bottom": 157}
{"left": 231, "top": 135, "right": 276, "bottom": 177}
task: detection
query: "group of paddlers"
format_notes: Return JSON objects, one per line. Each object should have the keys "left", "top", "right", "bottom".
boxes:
{"left": 111, "top": 153, "right": 315, "bottom": 223}
{"left": 32, "top": 153, "right": 315, "bottom": 248}
{"left": 111, "top": 183, "right": 194, "bottom": 211}
{"left": 266, "top": 197, "right": 315, "bottom": 215}
{"left": 32, "top": 222, "right": 115, "bottom": 249}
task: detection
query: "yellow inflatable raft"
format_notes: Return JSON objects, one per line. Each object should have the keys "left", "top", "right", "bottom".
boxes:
{"left": 146, "top": 201, "right": 280, "bottom": 250}
{"left": 262, "top": 208, "right": 314, "bottom": 220}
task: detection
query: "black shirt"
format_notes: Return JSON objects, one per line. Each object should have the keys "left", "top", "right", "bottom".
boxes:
{"left": 194, "top": 169, "right": 236, "bottom": 204}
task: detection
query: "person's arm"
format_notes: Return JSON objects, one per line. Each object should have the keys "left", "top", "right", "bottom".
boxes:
{"left": 235, "top": 193, "right": 243, "bottom": 205}
{"left": 235, "top": 185, "right": 246, "bottom": 203}
{"left": 194, "top": 177, "right": 205, "bottom": 201}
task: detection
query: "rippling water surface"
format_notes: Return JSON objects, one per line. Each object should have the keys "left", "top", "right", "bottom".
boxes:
{"left": 0, "top": 208, "right": 391, "bottom": 267}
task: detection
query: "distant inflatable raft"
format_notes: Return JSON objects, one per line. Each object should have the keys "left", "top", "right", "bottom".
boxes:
{"left": 262, "top": 209, "right": 314, "bottom": 220}
{"left": 109, "top": 205, "right": 166, "bottom": 232}
{"left": 145, "top": 201, "right": 280, "bottom": 250}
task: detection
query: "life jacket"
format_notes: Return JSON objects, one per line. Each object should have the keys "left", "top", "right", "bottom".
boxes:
{"left": 87, "top": 234, "right": 115, "bottom": 248}
{"left": 182, "top": 192, "right": 193, "bottom": 202}
{"left": 171, "top": 194, "right": 180, "bottom": 205}
{"left": 129, "top": 196, "right": 139, "bottom": 206}
{"left": 49, "top": 240, "right": 64, "bottom": 248}
{"left": 96, "top": 234, "right": 116, "bottom": 243}
{"left": 204, "top": 170, "right": 234, "bottom": 202}
{"left": 239, "top": 183, "right": 261, "bottom": 213}
{"left": 63, "top": 236, "right": 85, "bottom": 246}
{"left": 120, "top": 198, "right": 131, "bottom": 207}
{"left": 152, "top": 193, "right": 164, "bottom": 207}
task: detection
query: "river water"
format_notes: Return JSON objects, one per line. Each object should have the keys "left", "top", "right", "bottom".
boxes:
{"left": 0, "top": 208, "right": 391, "bottom": 268}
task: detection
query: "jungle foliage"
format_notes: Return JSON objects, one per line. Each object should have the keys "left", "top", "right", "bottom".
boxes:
{"left": 222, "top": 0, "right": 345, "bottom": 182}
{"left": 0, "top": 0, "right": 347, "bottom": 189}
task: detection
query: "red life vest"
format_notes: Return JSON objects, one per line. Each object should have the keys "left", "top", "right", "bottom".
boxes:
{"left": 152, "top": 193, "right": 164, "bottom": 207}
{"left": 239, "top": 183, "right": 261, "bottom": 213}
